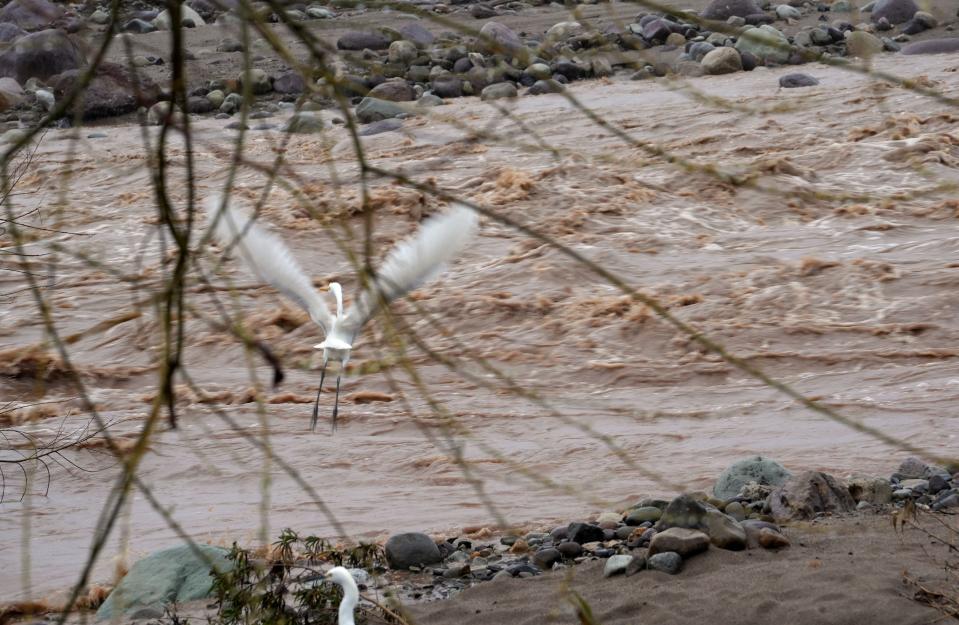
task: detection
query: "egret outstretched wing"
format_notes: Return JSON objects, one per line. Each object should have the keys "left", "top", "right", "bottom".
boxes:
{"left": 206, "top": 194, "right": 334, "bottom": 335}
{"left": 339, "top": 204, "right": 479, "bottom": 339}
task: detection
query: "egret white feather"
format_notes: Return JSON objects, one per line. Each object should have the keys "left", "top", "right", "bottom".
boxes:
{"left": 206, "top": 193, "right": 479, "bottom": 431}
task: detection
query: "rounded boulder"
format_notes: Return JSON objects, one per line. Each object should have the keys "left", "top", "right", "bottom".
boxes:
{"left": 385, "top": 532, "right": 442, "bottom": 570}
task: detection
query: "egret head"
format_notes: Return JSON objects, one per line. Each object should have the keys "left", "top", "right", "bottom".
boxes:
{"left": 320, "top": 566, "right": 359, "bottom": 625}
{"left": 323, "top": 566, "right": 358, "bottom": 590}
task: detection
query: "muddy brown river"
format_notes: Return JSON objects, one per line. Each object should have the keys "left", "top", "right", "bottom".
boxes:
{"left": 2, "top": 45, "right": 959, "bottom": 601}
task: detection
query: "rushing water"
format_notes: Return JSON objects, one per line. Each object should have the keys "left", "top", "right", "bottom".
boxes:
{"left": 2, "top": 50, "right": 959, "bottom": 601}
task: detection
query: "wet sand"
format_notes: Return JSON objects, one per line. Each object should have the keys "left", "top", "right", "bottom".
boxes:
{"left": 2, "top": 9, "right": 959, "bottom": 603}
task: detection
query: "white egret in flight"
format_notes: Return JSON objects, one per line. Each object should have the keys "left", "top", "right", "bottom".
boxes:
{"left": 207, "top": 194, "right": 478, "bottom": 431}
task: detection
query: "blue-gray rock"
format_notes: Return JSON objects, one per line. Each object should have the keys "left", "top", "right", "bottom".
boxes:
{"left": 847, "top": 476, "right": 892, "bottom": 504}
{"left": 928, "top": 474, "right": 949, "bottom": 494}
{"left": 358, "top": 118, "right": 403, "bottom": 136}
{"left": 0, "top": 22, "right": 26, "bottom": 43}
{"left": 385, "top": 532, "right": 442, "bottom": 570}
{"left": 0, "top": 29, "right": 84, "bottom": 84}
{"left": 399, "top": 22, "right": 434, "bottom": 47}
{"left": 714, "top": 456, "right": 792, "bottom": 500}
{"left": 603, "top": 554, "right": 634, "bottom": 577}
{"left": 688, "top": 41, "right": 716, "bottom": 62}
{"left": 870, "top": 0, "right": 917, "bottom": 24}
{"left": 567, "top": 522, "right": 604, "bottom": 544}
{"left": 895, "top": 457, "right": 951, "bottom": 480}
{"left": 734, "top": 25, "right": 791, "bottom": 65}
{"left": 646, "top": 552, "right": 682, "bottom": 574}
{"left": 96, "top": 545, "right": 231, "bottom": 619}
{"left": 702, "top": 0, "right": 763, "bottom": 20}
{"left": 0, "top": 0, "right": 63, "bottom": 31}
{"left": 216, "top": 38, "right": 244, "bottom": 52}
{"left": 768, "top": 470, "right": 856, "bottom": 521}
{"left": 932, "top": 493, "right": 959, "bottom": 511}
{"left": 779, "top": 72, "right": 819, "bottom": 87}
{"left": 337, "top": 31, "right": 391, "bottom": 51}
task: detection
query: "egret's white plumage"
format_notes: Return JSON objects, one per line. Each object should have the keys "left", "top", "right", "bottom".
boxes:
{"left": 207, "top": 193, "right": 479, "bottom": 430}
{"left": 323, "top": 566, "right": 359, "bottom": 625}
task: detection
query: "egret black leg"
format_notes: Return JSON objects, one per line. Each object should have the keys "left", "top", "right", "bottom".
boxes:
{"left": 311, "top": 361, "right": 328, "bottom": 432}
{"left": 332, "top": 374, "right": 342, "bottom": 433}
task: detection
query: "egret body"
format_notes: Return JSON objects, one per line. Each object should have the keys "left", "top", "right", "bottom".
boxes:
{"left": 207, "top": 194, "right": 478, "bottom": 430}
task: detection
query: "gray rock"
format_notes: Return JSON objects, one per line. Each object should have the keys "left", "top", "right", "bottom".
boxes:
{"left": 845, "top": 30, "right": 884, "bottom": 57}
{"left": 384, "top": 532, "right": 442, "bottom": 570}
{"left": 648, "top": 527, "right": 710, "bottom": 557}
{"left": 626, "top": 506, "right": 662, "bottom": 525}
{"left": 238, "top": 68, "right": 271, "bottom": 95}
{"left": 0, "top": 0, "right": 63, "bottom": 31}
{"left": 153, "top": 5, "right": 205, "bottom": 30}
{"left": 527, "top": 79, "right": 563, "bottom": 95}
{"left": 603, "top": 554, "right": 633, "bottom": 577}
{"left": 567, "top": 522, "right": 605, "bottom": 544}
{"left": 532, "top": 547, "right": 561, "bottom": 569}
{"left": 206, "top": 89, "right": 224, "bottom": 109}
{"left": 0, "top": 77, "right": 24, "bottom": 112}
{"left": 625, "top": 554, "right": 647, "bottom": 576}
{"left": 431, "top": 75, "right": 463, "bottom": 98}
{"left": 389, "top": 40, "right": 418, "bottom": 65}
{"left": 734, "top": 25, "right": 791, "bottom": 64}
{"left": 368, "top": 80, "right": 415, "bottom": 102}
{"left": 557, "top": 541, "right": 583, "bottom": 558}
{"left": 273, "top": 71, "right": 305, "bottom": 94}
{"left": 779, "top": 72, "right": 819, "bottom": 87}
{"left": 305, "top": 7, "right": 334, "bottom": 19}
{"left": 358, "top": 118, "right": 402, "bottom": 136}
{"left": 928, "top": 474, "right": 949, "bottom": 494}
{"left": 0, "top": 22, "right": 26, "bottom": 43}
{"left": 831, "top": 0, "right": 853, "bottom": 11}
{"left": 701, "top": 47, "right": 742, "bottom": 74}
{"left": 0, "top": 29, "right": 85, "bottom": 84}
{"left": 847, "top": 476, "right": 892, "bottom": 505}
{"left": 481, "top": 82, "right": 517, "bottom": 100}
{"left": 444, "top": 562, "right": 470, "bottom": 578}
{"left": 702, "top": 0, "right": 763, "bottom": 20}
{"left": 933, "top": 493, "right": 959, "bottom": 511}
{"left": 147, "top": 101, "right": 180, "bottom": 126}
{"left": 474, "top": 21, "right": 526, "bottom": 60}
{"left": 51, "top": 61, "right": 159, "bottom": 120}
{"left": 714, "top": 457, "right": 792, "bottom": 500}
{"left": 870, "top": 0, "right": 917, "bottom": 24}
{"left": 186, "top": 95, "right": 213, "bottom": 114}
{"left": 399, "top": 22, "right": 434, "bottom": 47}
{"left": 810, "top": 28, "right": 833, "bottom": 45}
{"left": 896, "top": 457, "right": 948, "bottom": 480}
{"left": 704, "top": 509, "right": 747, "bottom": 550}
{"left": 337, "top": 31, "right": 391, "bottom": 51}
{"left": 688, "top": 41, "right": 716, "bottom": 62}
{"left": 758, "top": 527, "right": 790, "bottom": 549}
{"left": 96, "top": 545, "right": 231, "bottom": 618}
{"left": 723, "top": 501, "right": 746, "bottom": 521}
{"left": 124, "top": 18, "right": 156, "bottom": 33}
{"left": 283, "top": 112, "right": 325, "bottom": 133}
{"left": 356, "top": 97, "right": 410, "bottom": 123}
{"left": 219, "top": 92, "right": 244, "bottom": 115}
{"left": 416, "top": 93, "right": 443, "bottom": 107}
{"left": 741, "top": 519, "right": 782, "bottom": 549}
{"left": 776, "top": 4, "right": 801, "bottom": 19}
{"left": 900, "top": 478, "right": 929, "bottom": 492}
{"left": 470, "top": 4, "right": 498, "bottom": 19}
{"left": 658, "top": 494, "right": 709, "bottom": 530}
{"left": 525, "top": 63, "right": 552, "bottom": 80}
{"left": 646, "top": 552, "right": 682, "bottom": 574}
{"left": 89, "top": 9, "right": 110, "bottom": 25}
{"left": 216, "top": 39, "right": 244, "bottom": 53}
{"left": 769, "top": 471, "right": 856, "bottom": 521}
